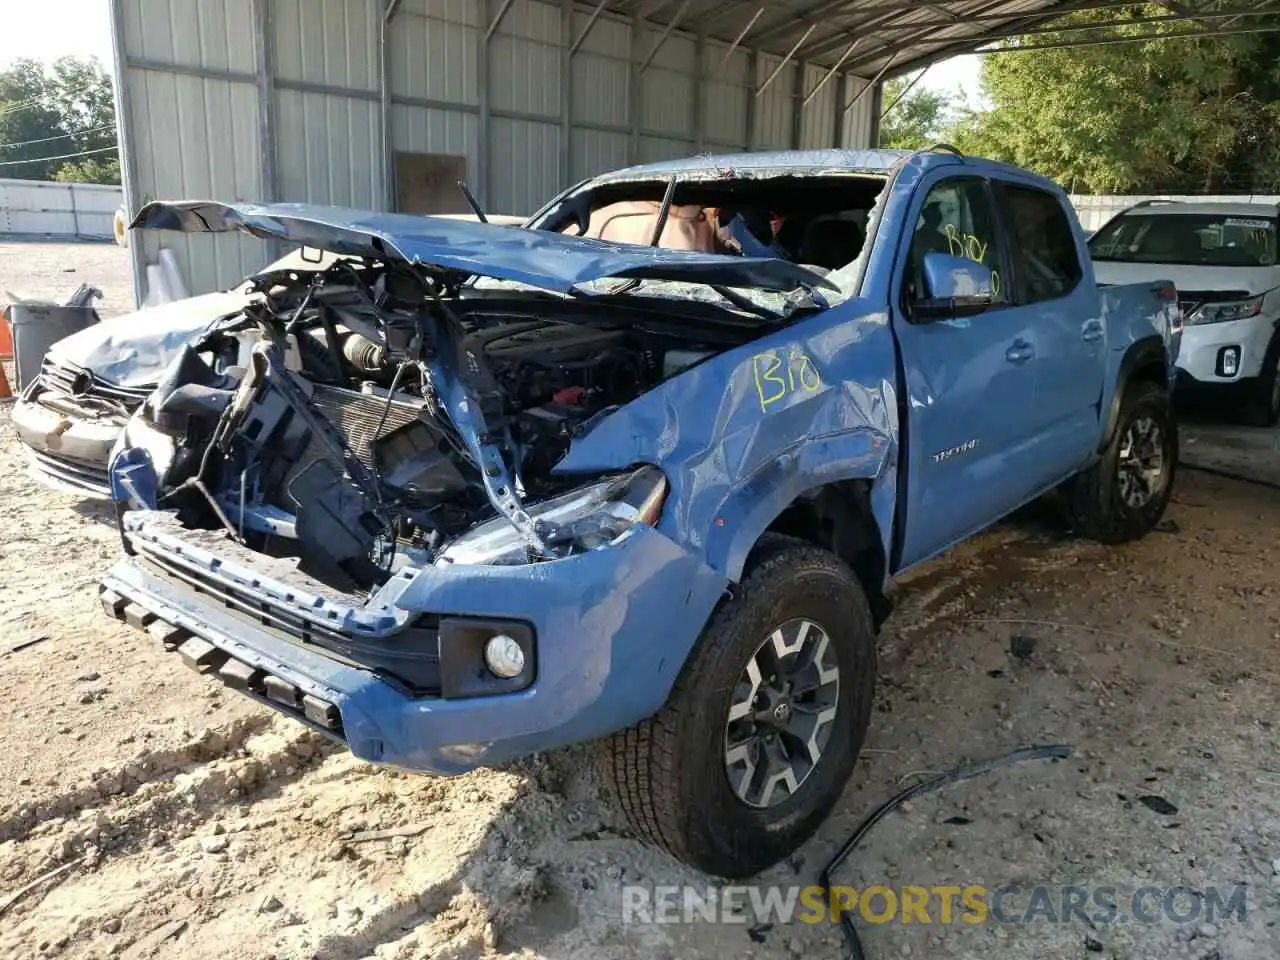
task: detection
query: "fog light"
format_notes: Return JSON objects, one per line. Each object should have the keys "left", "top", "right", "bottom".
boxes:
{"left": 1219, "top": 346, "right": 1241, "bottom": 377}
{"left": 484, "top": 634, "right": 526, "bottom": 678}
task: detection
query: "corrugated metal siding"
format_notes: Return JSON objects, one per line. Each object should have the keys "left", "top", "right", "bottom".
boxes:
{"left": 123, "top": 0, "right": 255, "bottom": 73}
{"left": 840, "top": 76, "right": 874, "bottom": 151}
{"left": 571, "top": 129, "right": 629, "bottom": 182}
{"left": 273, "top": 0, "right": 379, "bottom": 89}
{"left": 115, "top": 0, "right": 880, "bottom": 299}
{"left": 274, "top": 88, "right": 380, "bottom": 208}
{"left": 700, "top": 42, "right": 749, "bottom": 149}
{"left": 570, "top": 10, "right": 629, "bottom": 132}
{"left": 489, "top": 118, "right": 562, "bottom": 215}
{"left": 752, "top": 54, "right": 794, "bottom": 150}
{"left": 0, "top": 179, "right": 122, "bottom": 239}
{"left": 799, "top": 63, "right": 836, "bottom": 149}
{"left": 391, "top": 1, "right": 479, "bottom": 105}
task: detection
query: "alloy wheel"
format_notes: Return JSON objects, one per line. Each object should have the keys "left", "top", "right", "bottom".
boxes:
{"left": 724, "top": 618, "right": 840, "bottom": 809}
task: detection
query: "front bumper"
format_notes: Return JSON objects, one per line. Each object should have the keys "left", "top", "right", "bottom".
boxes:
{"left": 101, "top": 522, "right": 728, "bottom": 775}
{"left": 1177, "top": 314, "right": 1277, "bottom": 385}
{"left": 11, "top": 388, "right": 126, "bottom": 498}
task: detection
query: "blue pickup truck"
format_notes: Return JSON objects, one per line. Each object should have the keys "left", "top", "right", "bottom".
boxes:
{"left": 97, "top": 148, "right": 1180, "bottom": 878}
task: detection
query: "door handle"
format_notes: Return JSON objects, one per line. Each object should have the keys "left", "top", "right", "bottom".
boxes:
{"left": 1082, "top": 320, "right": 1104, "bottom": 343}
{"left": 1005, "top": 340, "right": 1034, "bottom": 363}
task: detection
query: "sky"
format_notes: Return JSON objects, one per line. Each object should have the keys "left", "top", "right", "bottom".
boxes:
{"left": 0, "top": 0, "right": 114, "bottom": 71}
{"left": 918, "top": 54, "right": 987, "bottom": 109}
{"left": 0, "top": 0, "right": 986, "bottom": 105}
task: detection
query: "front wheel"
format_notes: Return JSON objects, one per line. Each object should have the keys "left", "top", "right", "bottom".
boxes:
{"left": 1066, "top": 379, "right": 1177, "bottom": 544}
{"left": 605, "top": 535, "right": 877, "bottom": 878}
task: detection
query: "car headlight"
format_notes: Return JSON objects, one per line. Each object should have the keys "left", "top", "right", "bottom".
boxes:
{"left": 1187, "top": 295, "right": 1264, "bottom": 325}
{"left": 436, "top": 465, "right": 668, "bottom": 566}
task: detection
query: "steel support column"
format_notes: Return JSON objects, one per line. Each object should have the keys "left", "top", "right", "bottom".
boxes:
{"left": 790, "top": 59, "right": 805, "bottom": 148}
{"left": 630, "top": 11, "right": 643, "bottom": 163}
{"left": 868, "top": 79, "right": 884, "bottom": 148}
{"left": 561, "top": 0, "right": 574, "bottom": 186}
{"left": 693, "top": 29, "right": 706, "bottom": 152}
{"left": 380, "top": 0, "right": 402, "bottom": 211}
{"left": 252, "top": 0, "right": 278, "bottom": 204}
{"left": 478, "top": 0, "right": 494, "bottom": 206}
{"left": 108, "top": 0, "right": 146, "bottom": 307}
{"left": 833, "top": 72, "right": 847, "bottom": 148}
{"left": 744, "top": 48, "right": 759, "bottom": 150}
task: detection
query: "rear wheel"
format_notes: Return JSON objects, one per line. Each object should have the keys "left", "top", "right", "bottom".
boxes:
{"left": 1066, "top": 379, "right": 1177, "bottom": 543}
{"left": 605, "top": 535, "right": 876, "bottom": 878}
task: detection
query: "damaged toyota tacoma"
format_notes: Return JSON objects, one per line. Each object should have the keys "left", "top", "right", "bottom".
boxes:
{"left": 98, "top": 149, "right": 1181, "bottom": 877}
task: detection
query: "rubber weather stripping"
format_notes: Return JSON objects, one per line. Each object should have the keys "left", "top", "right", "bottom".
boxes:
{"left": 821, "top": 743, "right": 1074, "bottom": 960}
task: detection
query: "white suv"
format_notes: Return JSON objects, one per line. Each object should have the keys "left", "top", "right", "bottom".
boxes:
{"left": 1090, "top": 200, "right": 1280, "bottom": 425}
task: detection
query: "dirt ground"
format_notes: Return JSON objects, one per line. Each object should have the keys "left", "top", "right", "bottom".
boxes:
{"left": 2, "top": 245, "right": 1279, "bottom": 960}
{"left": 1, "top": 240, "right": 137, "bottom": 321}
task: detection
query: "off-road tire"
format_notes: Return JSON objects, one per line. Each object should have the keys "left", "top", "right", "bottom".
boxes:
{"left": 1066, "top": 379, "right": 1177, "bottom": 544}
{"left": 1238, "top": 335, "right": 1280, "bottom": 427}
{"left": 605, "top": 534, "right": 876, "bottom": 878}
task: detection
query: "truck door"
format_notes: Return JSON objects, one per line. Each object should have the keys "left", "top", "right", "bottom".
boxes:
{"left": 994, "top": 181, "right": 1107, "bottom": 483}
{"left": 893, "top": 175, "right": 1042, "bottom": 568}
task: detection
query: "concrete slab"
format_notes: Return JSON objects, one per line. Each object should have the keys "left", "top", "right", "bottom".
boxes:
{"left": 1179, "top": 419, "right": 1280, "bottom": 487}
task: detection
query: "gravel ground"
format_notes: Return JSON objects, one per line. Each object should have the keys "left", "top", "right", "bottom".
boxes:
{"left": 1, "top": 240, "right": 135, "bottom": 320}
{"left": 1, "top": 245, "right": 1279, "bottom": 960}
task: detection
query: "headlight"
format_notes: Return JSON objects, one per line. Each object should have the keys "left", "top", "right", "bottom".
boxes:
{"left": 1187, "top": 295, "right": 1264, "bottom": 325}
{"left": 436, "top": 465, "right": 668, "bottom": 566}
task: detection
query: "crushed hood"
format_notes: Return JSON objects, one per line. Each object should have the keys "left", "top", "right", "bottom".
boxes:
{"left": 131, "top": 200, "right": 835, "bottom": 295}
{"left": 47, "top": 290, "right": 250, "bottom": 388}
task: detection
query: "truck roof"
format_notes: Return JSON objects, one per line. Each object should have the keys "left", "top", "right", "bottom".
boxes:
{"left": 587, "top": 148, "right": 1068, "bottom": 197}
{"left": 1121, "top": 200, "right": 1280, "bottom": 219}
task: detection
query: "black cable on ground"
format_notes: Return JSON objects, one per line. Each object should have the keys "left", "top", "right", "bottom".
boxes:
{"left": 820, "top": 743, "right": 1074, "bottom": 960}
{"left": 1179, "top": 461, "right": 1280, "bottom": 492}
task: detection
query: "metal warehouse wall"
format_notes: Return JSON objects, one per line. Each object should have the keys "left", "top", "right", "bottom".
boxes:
{"left": 0, "top": 179, "right": 122, "bottom": 240}
{"left": 110, "top": 0, "right": 877, "bottom": 300}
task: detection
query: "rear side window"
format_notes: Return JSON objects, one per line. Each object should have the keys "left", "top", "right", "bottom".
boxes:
{"left": 999, "top": 184, "right": 1082, "bottom": 303}
{"left": 906, "top": 177, "right": 1009, "bottom": 305}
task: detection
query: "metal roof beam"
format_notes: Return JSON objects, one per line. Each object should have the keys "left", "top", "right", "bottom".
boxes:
{"left": 842, "top": 2, "right": 1280, "bottom": 52}
{"left": 570, "top": 0, "right": 611, "bottom": 55}
{"left": 833, "top": 0, "right": 1023, "bottom": 72}
{"left": 639, "top": 0, "right": 693, "bottom": 72}
{"left": 886, "top": 2, "right": 1280, "bottom": 74}
{"left": 756, "top": 24, "right": 816, "bottom": 95}
{"left": 835, "top": 0, "right": 1244, "bottom": 74}
{"left": 715, "top": 6, "right": 764, "bottom": 74}
{"left": 801, "top": 0, "right": 1133, "bottom": 61}
{"left": 802, "top": 37, "right": 862, "bottom": 106}
{"left": 822, "top": 0, "right": 1271, "bottom": 37}
{"left": 980, "top": 20, "right": 1280, "bottom": 51}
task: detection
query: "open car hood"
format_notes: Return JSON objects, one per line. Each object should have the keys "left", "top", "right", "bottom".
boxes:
{"left": 131, "top": 201, "right": 835, "bottom": 295}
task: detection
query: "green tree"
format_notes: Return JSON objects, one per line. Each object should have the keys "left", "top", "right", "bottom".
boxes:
{"left": 878, "top": 75, "right": 953, "bottom": 150}
{"left": 0, "top": 57, "right": 117, "bottom": 184}
{"left": 952, "top": 10, "right": 1280, "bottom": 194}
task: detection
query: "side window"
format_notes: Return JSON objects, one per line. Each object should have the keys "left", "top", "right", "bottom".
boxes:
{"left": 906, "top": 177, "right": 1007, "bottom": 305}
{"left": 999, "top": 184, "right": 1083, "bottom": 303}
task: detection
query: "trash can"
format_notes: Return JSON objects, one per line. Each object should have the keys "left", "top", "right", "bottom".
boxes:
{"left": 7, "top": 303, "right": 100, "bottom": 391}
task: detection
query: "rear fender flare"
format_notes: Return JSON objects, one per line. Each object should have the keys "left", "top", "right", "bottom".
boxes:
{"left": 1099, "top": 334, "right": 1167, "bottom": 453}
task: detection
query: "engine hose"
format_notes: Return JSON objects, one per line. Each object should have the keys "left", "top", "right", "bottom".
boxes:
{"left": 821, "top": 743, "right": 1073, "bottom": 960}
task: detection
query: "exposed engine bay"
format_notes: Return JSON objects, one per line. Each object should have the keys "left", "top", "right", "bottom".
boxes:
{"left": 124, "top": 257, "right": 764, "bottom": 594}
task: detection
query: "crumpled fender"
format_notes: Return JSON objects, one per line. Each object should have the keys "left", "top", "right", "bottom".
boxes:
{"left": 555, "top": 298, "right": 900, "bottom": 583}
